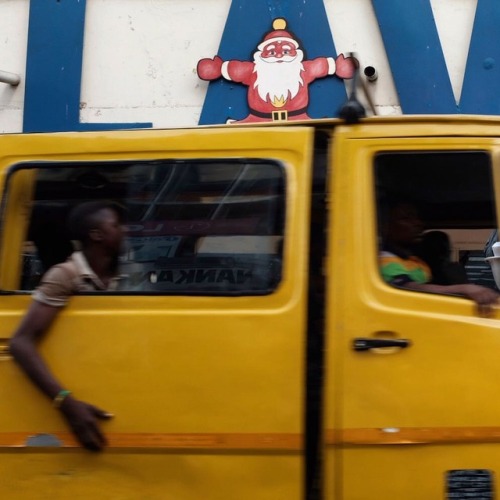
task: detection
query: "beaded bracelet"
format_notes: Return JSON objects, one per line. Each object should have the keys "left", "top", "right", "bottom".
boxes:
{"left": 53, "top": 389, "right": 72, "bottom": 408}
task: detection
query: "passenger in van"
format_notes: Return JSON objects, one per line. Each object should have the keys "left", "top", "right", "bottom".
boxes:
{"left": 379, "top": 200, "right": 499, "bottom": 312}
{"left": 9, "top": 200, "right": 125, "bottom": 451}
{"left": 415, "top": 230, "right": 468, "bottom": 285}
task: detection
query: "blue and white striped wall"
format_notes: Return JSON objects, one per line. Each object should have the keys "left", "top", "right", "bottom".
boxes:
{"left": 0, "top": 0, "right": 494, "bottom": 133}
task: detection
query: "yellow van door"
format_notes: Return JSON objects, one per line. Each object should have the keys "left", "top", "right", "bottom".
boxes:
{"left": 325, "top": 130, "right": 500, "bottom": 499}
{"left": 0, "top": 127, "right": 313, "bottom": 500}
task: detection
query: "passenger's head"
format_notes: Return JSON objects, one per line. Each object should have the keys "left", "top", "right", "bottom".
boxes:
{"left": 380, "top": 199, "right": 424, "bottom": 248}
{"left": 67, "top": 200, "right": 125, "bottom": 252}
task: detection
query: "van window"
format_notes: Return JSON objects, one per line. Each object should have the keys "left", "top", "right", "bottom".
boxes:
{"left": 5, "top": 159, "right": 285, "bottom": 295}
{"left": 375, "top": 151, "right": 497, "bottom": 289}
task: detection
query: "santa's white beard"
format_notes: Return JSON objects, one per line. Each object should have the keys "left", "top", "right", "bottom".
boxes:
{"left": 253, "top": 50, "right": 304, "bottom": 104}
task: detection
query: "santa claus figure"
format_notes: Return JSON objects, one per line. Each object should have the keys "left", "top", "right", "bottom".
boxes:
{"left": 197, "top": 18, "right": 356, "bottom": 123}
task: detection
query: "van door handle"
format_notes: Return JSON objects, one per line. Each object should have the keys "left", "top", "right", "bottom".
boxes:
{"left": 353, "top": 338, "right": 412, "bottom": 352}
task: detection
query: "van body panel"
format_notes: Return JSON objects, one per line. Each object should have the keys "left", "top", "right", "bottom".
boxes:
{"left": 0, "top": 127, "right": 314, "bottom": 499}
{"left": 3, "top": 117, "right": 500, "bottom": 498}
{"left": 325, "top": 129, "right": 500, "bottom": 498}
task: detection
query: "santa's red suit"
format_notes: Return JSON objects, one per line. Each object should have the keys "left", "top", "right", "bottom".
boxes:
{"left": 197, "top": 18, "right": 356, "bottom": 123}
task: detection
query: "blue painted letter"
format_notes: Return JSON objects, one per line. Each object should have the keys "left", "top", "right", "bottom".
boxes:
{"left": 24, "top": 0, "right": 151, "bottom": 133}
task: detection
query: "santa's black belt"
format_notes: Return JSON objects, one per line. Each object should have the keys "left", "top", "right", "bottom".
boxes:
{"left": 250, "top": 107, "right": 308, "bottom": 121}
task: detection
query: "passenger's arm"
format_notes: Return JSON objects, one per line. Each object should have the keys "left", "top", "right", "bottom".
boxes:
{"left": 9, "top": 301, "right": 113, "bottom": 451}
{"left": 404, "top": 282, "right": 499, "bottom": 314}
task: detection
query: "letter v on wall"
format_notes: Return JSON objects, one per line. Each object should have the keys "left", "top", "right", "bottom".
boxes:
{"left": 460, "top": 0, "right": 500, "bottom": 114}
{"left": 23, "top": 0, "right": 151, "bottom": 133}
{"left": 372, "top": 0, "right": 457, "bottom": 114}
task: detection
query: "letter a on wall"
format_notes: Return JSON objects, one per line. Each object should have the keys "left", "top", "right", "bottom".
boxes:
{"left": 198, "top": 0, "right": 352, "bottom": 125}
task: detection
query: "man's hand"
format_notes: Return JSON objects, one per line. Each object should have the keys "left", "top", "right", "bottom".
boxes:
{"left": 456, "top": 284, "right": 499, "bottom": 317}
{"left": 59, "top": 397, "right": 113, "bottom": 451}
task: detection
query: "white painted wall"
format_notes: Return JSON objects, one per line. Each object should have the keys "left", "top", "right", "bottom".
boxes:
{"left": 0, "top": 0, "right": 478, "bottom": 133}
{"left": 0, "top": 0, "right": 29, "bottom": 133}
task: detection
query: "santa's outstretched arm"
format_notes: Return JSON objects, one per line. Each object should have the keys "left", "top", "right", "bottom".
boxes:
{"left": 197, "top": 57, "right": 255, "bottom": 84}
{"left": 303, "top": 54, "right": 358, "bottom": 83}
{"left": 334, "top": 54, "right": 357, "bottom": 79}
{"left": 197, "top": 56, "right": 224, "bottom": 81}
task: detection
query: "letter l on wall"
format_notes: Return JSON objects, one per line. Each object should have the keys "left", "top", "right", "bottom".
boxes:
{"left": 23, "top": 0, "right": 151, "bottom": 133}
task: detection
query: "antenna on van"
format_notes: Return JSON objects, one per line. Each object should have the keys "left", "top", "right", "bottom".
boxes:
{"left": 338, "top": 53, "right": 366, "bottom": 124}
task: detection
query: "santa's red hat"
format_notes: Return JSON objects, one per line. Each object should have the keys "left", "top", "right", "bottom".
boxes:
{"left": 257, "top": 18, "right": 299, "bottom": 51}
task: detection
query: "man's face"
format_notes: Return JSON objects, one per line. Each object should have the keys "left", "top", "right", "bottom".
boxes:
{"left": 386, "top": 203, "right": 424, "bottom": 246}
{"left": 94, "top": 208, "right": 125, "bottom": 254}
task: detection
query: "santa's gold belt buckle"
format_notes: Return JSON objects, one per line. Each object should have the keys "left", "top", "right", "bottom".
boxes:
{"left": 272, "top": 110, "right": 288, "bottom": 121}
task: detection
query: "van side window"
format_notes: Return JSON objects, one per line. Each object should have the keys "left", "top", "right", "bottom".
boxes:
{"left": 375, "top": 151, "right": 497, "bottom": 290}
{"left": 6, "top": 160, "right": 285, "bottom": 295}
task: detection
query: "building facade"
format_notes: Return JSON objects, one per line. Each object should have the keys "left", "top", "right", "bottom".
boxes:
{"left": 0, "top": 0, "right": 490, "bottom": 133}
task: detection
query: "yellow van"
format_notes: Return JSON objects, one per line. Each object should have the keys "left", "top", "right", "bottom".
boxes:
{"left": 1, "top": 116, "right": 500, "bottom": 499}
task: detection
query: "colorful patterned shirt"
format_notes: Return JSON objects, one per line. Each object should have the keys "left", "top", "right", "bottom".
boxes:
{"left": 379, "top": 250, "right": 431, "bottom": 286}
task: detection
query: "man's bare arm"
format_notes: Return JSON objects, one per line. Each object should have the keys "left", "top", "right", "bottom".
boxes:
{"left": 9, "top": 301, "right": 64, "bottom": 397}
{"left": 405, "top": 282, "right": 499, "bottom": 315}
{"left": 9, "top": 301, "right": 113, "bottom": 451}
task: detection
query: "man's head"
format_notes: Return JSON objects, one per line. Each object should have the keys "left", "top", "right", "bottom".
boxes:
{"left": 381, "top": 199, "right": 424, "bottom": 248}
{"left": 67, "top": 200, "right": 125, "bottom": 253}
